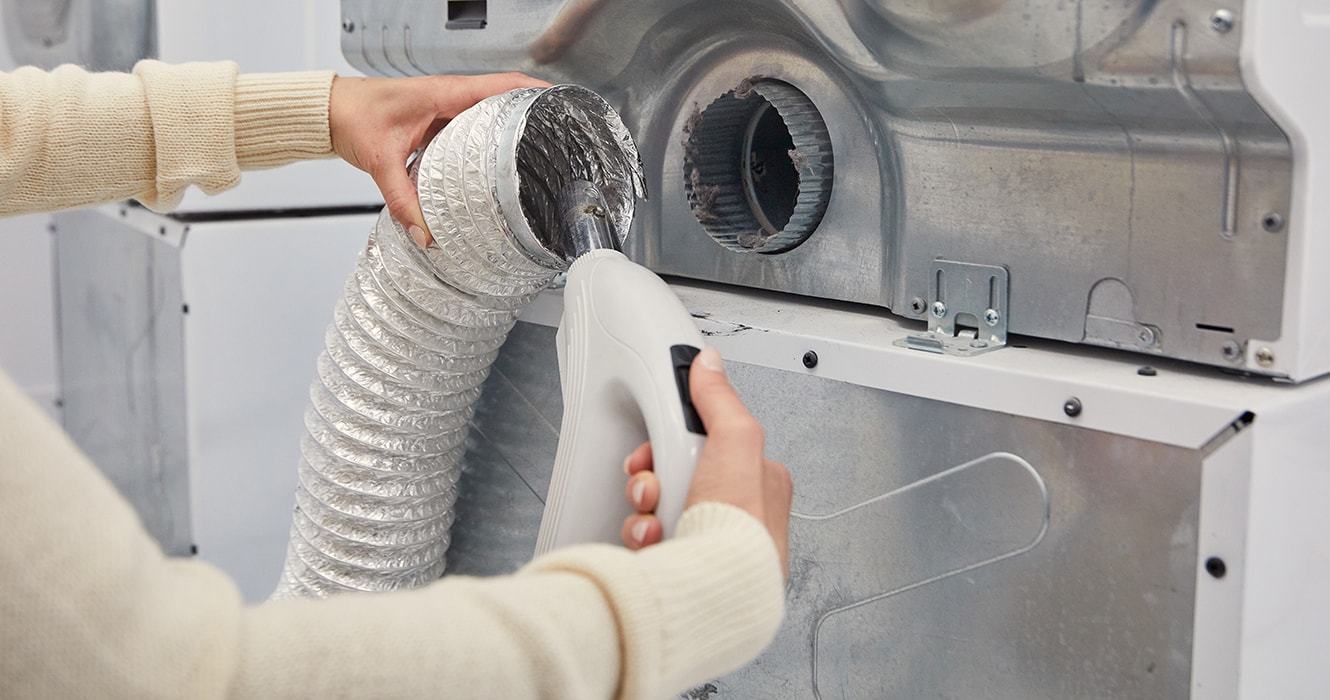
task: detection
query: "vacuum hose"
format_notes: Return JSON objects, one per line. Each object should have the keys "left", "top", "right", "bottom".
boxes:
{"left": 273, "top": 86, "right": 644, "bottom": 597}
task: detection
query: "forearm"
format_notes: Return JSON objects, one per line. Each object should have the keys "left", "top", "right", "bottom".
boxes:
{"left": 235, "top": 504, "right": 782, "bottom": 700}
{"left": 0, "top": 61, "right": 334, "bottom": 218}
{"left": 1, "top": 367, "right": 782, "bottom": 699}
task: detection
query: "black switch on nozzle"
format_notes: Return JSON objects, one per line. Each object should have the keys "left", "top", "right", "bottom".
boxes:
{"left": 670, "top": 344, "right": 707, "bottom": 436}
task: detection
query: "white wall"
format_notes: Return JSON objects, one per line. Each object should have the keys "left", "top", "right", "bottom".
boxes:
{"left": 0, "top": 11, "right": 61, "bottom": 418}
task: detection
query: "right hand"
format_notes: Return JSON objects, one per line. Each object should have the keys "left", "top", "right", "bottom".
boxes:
{"left": 621, "top": 348, "right": 792, "bottom": 575}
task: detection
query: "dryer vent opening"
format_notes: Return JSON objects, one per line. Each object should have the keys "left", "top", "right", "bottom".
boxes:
{"left": 683, "top": 78, "right": 833, "bottom": 254}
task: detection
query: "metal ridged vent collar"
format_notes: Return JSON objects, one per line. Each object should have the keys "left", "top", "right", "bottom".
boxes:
{"left": 684, "top": 79, "right": 833, "bottom": 253}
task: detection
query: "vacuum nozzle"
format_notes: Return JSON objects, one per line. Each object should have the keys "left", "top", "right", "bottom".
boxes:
{"left": 557, "top": 179, "right": 621, "bottom": 259}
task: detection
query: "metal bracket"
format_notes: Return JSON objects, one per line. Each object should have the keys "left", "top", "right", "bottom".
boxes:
{"left": 895, "top": 260, "right": 1009, "bottom": 357}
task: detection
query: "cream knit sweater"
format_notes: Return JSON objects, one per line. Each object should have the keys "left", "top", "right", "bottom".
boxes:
{"left": 0, "top": 62, "right": 784, "bottom": 698}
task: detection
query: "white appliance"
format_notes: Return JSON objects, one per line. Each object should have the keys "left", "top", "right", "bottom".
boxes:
{"left": 54, "top": 205, "right": 373, "bottom": 602}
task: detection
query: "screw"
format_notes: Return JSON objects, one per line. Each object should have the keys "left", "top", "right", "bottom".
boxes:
{"left": 1205, "top": 556, "right": 1227, "bottom": 579}
{"left": 1220, "top": 340, "right": 1243, "bottom": 362}
{"left": 909, "top": 297, "right": 926, "bottom": 314}
{"left": 931, "top": 301, "right": 948, "bottom": 318}
{"left": 802, "top": 351, "right": 819, "bottom": 369}
{"left": 1063, "top": 397, "right": 1083, "bottom": 417}
{"left": 1210, "top": 9, "right": 1234, "bottom": 33}
{"left": 1137, "top": 326, "right": 1157, "bottom": 347}
{"left": 1262, "top": 212, "right": 1284, "bottom": 232}
{"left": 1137, "top": 366, "right": 1157, "bottom": 376}
{"left": 983, "top": 309, "right": 1001, "bottom": 326}
{"left": 1255, "top": 347, "right": 1275, "bottom": 367}
{"left": 970, "top": 340, "right": 989, "bottom": 349}
{"left": 341, "top": 19, "right": 355, "bottom": 32}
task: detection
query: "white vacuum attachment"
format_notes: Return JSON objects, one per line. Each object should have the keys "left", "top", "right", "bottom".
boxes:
{"left": 536, "top": 248, "right": 708, "bottom": 553}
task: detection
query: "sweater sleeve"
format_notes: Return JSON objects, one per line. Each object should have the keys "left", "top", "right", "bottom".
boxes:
{"left": 0, "top": 61, "right": 334, "bottom": 217}
{"left": 0, "top": 368, "right": 785, "bottom": 700}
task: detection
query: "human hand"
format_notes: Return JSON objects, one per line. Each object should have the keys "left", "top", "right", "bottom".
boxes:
{"left": 328, "top": 72, "right": 551, "bottom": 247}
{"left": 621, "top": 348, "right": 792, "bottom": 575}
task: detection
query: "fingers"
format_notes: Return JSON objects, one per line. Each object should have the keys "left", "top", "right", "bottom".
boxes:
{"left": 622, "top": 442, "right": 653, "bottom": 475}
{"left": 688, "top": 348, "right": 760, "bottom": 445}
{"left": 373, "top": 161, "right": 431, "bottom": 247}
{"left": 621, "top": 514, "right": 661, "bottom": 550}
{"left": 622, "top": 442, "right": 660, "bottom": 548}
{"left": 626, "top": 470, "right": 659, "bottom": 514}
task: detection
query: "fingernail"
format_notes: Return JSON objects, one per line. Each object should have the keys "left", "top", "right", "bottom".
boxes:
{"left": 409, "top": 225, "right": 430, "bottom": 248}
{"left": 631, "top": 478, "right": 646, "bottom": 508}
{"left": 631, "top": 519, "right": 649, "bottom": 545}
{"left": 623, "top": 455, "right": 632, "bottom": 475}
{"left": 697, "top": 347, "right": 724, "bottom": 373}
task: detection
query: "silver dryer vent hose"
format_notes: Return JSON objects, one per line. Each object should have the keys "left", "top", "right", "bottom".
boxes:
{"left": 273, "top": 85, "right": 644, "bottom": 598}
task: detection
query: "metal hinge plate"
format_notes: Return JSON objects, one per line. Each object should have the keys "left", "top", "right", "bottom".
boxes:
{"left": 895, "top": 260, "right": 1009, "bottom": 357}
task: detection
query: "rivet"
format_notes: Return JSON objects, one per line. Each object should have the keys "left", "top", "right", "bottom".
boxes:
{"left": 1210, "top": 9, "right": 1234, "bottom": 33}
{"left": 1261, "top": 212, "right": 1284, "bottom": 233}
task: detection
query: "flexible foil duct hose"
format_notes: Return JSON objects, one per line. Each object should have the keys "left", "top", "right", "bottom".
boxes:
{"left": 273, "top": 86, "right": 644, "bottom": 598}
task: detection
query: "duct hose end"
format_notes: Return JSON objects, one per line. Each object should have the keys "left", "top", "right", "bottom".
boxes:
{"left": 491, "top": 85, "right": 645, "bottom": 267}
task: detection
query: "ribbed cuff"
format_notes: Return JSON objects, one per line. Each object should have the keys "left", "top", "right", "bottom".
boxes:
{"left": 526, "top": 502, "right": 785, "bottom": 700}
{"left": 234, "top": 71, "right": 336, "bottom": 170}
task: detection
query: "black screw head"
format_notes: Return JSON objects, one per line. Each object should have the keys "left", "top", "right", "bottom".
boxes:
{"left": 1063, "top": 397, "right": 1083, "bottom": 417}
{"left": 341, "top": 19, "right": 355, "bottom": 33}
{"left": 1137, "top": 366, "right": 1157, "bottom": 376}
{"left": 802, "top": 351, "right": 819, "bottom": 369}
{"left": 1205, "top": 556, "right": 1227, "bottom": 579}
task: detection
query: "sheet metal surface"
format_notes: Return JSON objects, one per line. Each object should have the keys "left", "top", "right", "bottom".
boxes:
{"left": 451, "top": 321, "right": 1202, "bottom": 697}
{"left": 341, "top": 0, "right": 1293, "bottom": 375}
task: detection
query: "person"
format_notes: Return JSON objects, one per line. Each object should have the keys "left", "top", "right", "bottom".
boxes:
{"left": 0, "top": 61, "right": 792, "bottom": 698}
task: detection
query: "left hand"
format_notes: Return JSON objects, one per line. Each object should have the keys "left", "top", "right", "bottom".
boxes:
{"left": 328, "top": 72, "right": 551, "bottom": 247}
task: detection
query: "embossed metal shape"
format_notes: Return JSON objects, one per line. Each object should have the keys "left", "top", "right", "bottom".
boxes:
{"left": 341, "top": 0, "right": 1293, "bottom": 374}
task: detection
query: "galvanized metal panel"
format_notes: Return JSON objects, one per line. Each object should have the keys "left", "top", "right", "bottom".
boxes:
{"left": 53, "top": 209, "right": 192, "bottom": 556}
{"left": 452, "top": 320, "right": 1204, "bottom": 698}
{"left": 342, "top": 0, "right": 1296, "bottom": 376}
